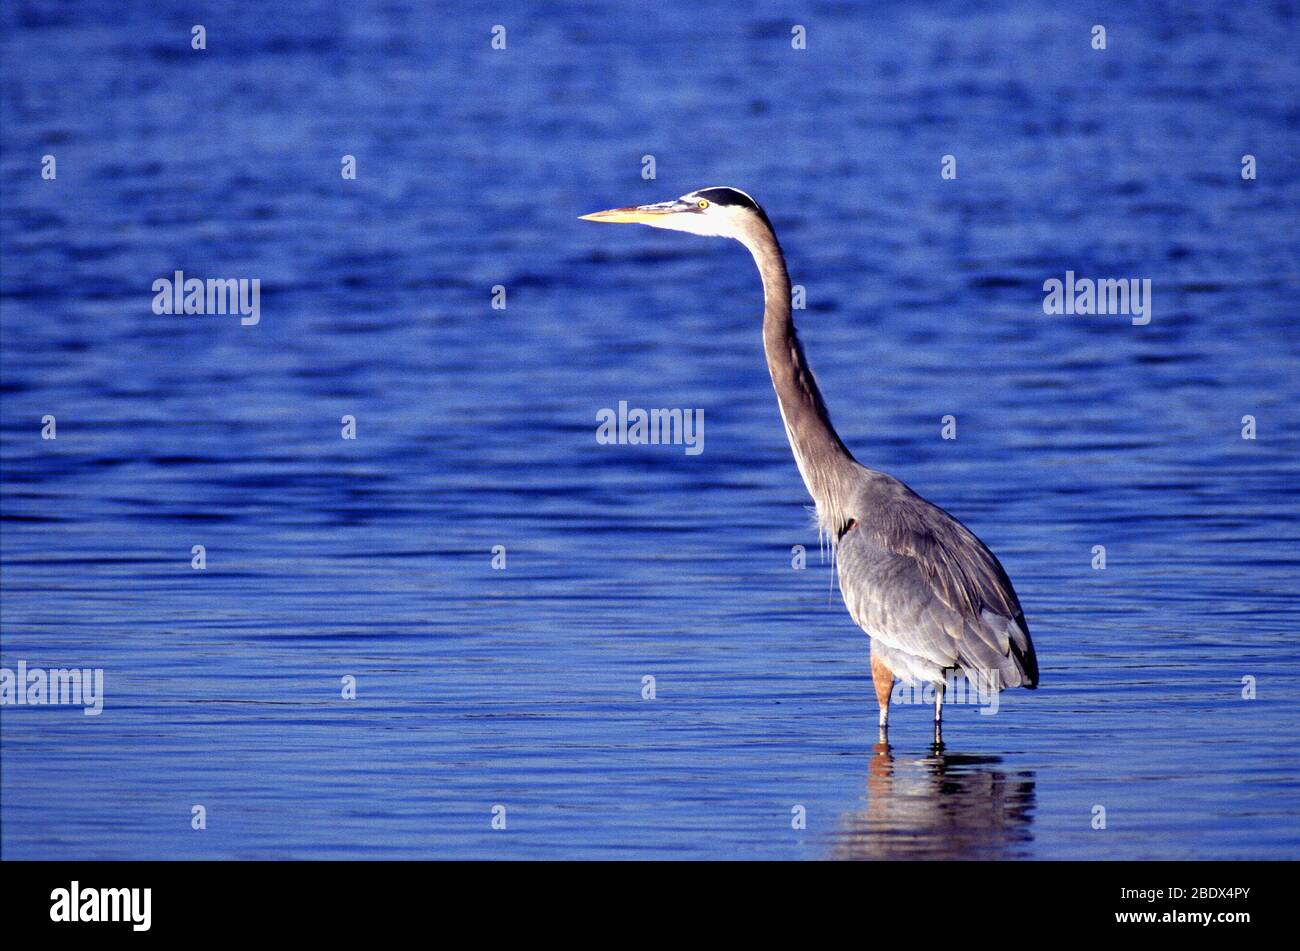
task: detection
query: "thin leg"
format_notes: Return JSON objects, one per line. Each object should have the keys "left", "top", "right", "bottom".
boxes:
{"left": 933, "top": 680, "right": 945, "bottom": 747}
{"left": 871, "top": 651, "right": 893, "bottom": 740}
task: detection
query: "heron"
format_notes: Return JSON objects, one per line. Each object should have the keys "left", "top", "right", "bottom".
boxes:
{"left": 581, "top": 186, "right": 1038, "bottom": 745}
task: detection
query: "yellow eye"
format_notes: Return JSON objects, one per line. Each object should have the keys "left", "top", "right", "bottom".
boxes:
{"left": 697, "top": 199, "right": 710, "bottom": 210}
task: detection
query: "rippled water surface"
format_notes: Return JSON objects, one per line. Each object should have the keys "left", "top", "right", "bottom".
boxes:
{"left": 2, "top": 1, "right": 1299, "bottom": 859}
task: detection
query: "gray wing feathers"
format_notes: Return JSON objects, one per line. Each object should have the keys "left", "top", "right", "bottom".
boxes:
{"left": 835, "top": 472, "right": 1039, "bottom": 690}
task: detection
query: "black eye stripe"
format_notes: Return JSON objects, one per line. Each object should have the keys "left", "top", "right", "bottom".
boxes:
{"left": 692, "top": 187, "right": 757, "bottom": 210}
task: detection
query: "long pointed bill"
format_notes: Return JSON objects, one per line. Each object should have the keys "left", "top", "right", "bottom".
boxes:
{"left": 579, "top": 200, "right": 682, "bottom": 224}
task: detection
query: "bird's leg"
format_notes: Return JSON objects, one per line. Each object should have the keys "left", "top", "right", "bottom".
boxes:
{"left": 871, "top": 651, "right": 893, "bottom": 742}
{"left": 932, "top": 681, "right": 945, "bottom": 748}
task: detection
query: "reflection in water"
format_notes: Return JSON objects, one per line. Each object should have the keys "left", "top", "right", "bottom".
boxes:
{"left": 832, "top": 742, "right": 1036, "bottom": 860}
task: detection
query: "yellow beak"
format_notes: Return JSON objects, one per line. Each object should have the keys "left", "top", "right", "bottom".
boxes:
{"left": 579, "top": 202, "right": 678, "bottom": 224}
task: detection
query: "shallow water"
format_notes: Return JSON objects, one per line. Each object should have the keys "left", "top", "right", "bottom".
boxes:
{"left": 2, "top": 1, "right": 1299, "bottom": 859}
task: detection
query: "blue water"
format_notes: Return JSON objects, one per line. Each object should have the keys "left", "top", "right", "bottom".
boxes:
{"left": 2, "top": 1, "right": 1299, "bottom": 859}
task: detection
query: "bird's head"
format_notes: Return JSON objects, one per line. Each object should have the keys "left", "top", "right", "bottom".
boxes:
{"left": 580, "top": 186, "right": 768, "bottom": 241}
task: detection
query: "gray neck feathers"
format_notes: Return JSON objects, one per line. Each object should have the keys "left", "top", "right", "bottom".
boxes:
{"left": 737, "top": 216, "right": 859, "bottom": 544}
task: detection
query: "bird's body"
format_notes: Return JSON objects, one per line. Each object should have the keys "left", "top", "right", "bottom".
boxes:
{"left": 582, "top": 186, "right": 1038, "bottom": 742}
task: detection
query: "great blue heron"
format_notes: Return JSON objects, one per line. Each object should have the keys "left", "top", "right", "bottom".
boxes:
{"left": 581, "top": 187, "right": 1038, "bottom": 744}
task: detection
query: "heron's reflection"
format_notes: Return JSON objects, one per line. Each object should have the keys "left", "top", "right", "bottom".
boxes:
{"left": 832, "top": 740, "right": 1036, "bottom": 860}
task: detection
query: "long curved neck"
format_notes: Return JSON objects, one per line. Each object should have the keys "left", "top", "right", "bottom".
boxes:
{"left": 739, "top": 216, "right": 858, "bottom": 536}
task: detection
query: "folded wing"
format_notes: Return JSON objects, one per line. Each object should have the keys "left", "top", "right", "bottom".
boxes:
{"left": 834, "top": 472, "right": 1038, "bottom": 690}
